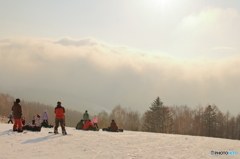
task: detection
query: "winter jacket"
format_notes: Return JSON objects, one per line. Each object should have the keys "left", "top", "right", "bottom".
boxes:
{"left": 76, "top": 121, "right": 84, "bottom": 129}
{"left": 92, "top": 117, "right": 98, "bottom": 123}
{"left": 55, "top": 105, "right": 65, "bottom": 119}
{"left": 12, "top": 102, "right": 22, "bottom": 119}
{"left": 42, "top": 112, "right": 48, "bottom": 120}
{"left": 35, "top": 117, "right": 42, "bottom": 127}
{"left": 83, "top": 120, "right": 95, "bottom": 130}
{"left": 8, "top": 114, "right": 13, "bottom": 120}
{"left": 109, "top": 122, "right": 118, "bottom": 132}
{"left": 83, "top": 112, "right": 89, "bottom": 121}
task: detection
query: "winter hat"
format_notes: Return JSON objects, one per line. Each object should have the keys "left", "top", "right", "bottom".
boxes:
{"left": 16, "top": 98, "right": 20, "bottom": 103}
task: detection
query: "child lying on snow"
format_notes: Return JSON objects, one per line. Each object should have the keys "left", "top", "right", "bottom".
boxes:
{"left": 22, "top": 114, "right": 42, "bottom": 132}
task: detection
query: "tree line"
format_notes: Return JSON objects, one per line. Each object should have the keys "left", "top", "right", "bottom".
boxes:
{"left": 0, "top": 93, "right": 240, "bottom": 140}
{"left": 98, "top": 97, "right": 240, "bottom": 140}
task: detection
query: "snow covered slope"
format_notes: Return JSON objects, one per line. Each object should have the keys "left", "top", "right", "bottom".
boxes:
{"left": 0, "top": 123, "right": 239, "bottom": 159}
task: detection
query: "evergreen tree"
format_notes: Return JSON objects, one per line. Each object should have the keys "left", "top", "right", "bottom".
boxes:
{"left": 151, "top": 97, "right": 164, "bottom": 132}
{"left": 202, "top": 105, "right": 217, "bottom": 137}
{"left": 142, "top": 97, "right": 173, "bottom": 133}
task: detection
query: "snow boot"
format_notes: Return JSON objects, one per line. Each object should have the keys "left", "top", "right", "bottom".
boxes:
{"left": 18, "top": 129, "right": 23, "bottom": 133}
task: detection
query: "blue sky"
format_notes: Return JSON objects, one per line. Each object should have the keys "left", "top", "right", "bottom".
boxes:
{"left": 0, "top": 0, "right": 240, "bottom": 115}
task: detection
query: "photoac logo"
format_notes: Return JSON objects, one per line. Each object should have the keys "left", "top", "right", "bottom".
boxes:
{"left": 211, "top": 151, "right": 238, "bottom": 155}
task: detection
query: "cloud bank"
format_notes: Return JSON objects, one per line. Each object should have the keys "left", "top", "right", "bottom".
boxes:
{"left": 0, "top": 37, "right": 240, "bottom": 115}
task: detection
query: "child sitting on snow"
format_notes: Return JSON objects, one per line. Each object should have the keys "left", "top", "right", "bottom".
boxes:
{"left": 102, "top": 119, "right": 124, "bottom": 132}
{"left": 83, "top": 120, "right": 97, "bottom": 131}
{"left": 23, "top": 114, "right": 42, "bottom": 132}
{"left": 76, "top": 119, "right": 84, "bottom": 130}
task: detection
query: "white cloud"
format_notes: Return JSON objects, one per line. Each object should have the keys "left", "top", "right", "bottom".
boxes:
{"left": 171, "top": 7, "right": 240, "bottom": 59}
{"left": 176, "top": 7, "right": 240, "bottom": 36}
{"left": 0, "top": 37, "right": 240, "bottom": 115}
{"left": 211, "top": 46, "right": 236, "bottom": 51}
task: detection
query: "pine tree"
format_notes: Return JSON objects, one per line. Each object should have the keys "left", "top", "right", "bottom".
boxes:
{"left": 142, "top": 97, "right": 173, "bottom": 133}
{"left": 202, "top": 105, "right": 217, "bottom": 137}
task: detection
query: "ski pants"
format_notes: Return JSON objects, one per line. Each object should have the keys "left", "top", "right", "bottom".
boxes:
{"left": 13, "top": 119, "right": 22, "bottom": 130}
{"left": 54, "top": 118, "right": 66, "bottom": 132}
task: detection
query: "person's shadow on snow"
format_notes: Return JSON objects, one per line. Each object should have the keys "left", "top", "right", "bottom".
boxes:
{"left": 21, "top": 134, "right": 63, "bottom": 144}
{"left": 0, "top": 130, "right": 16, "bottom": 136}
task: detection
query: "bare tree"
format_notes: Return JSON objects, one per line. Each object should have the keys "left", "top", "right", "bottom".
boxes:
{"left": 97, "top": 110, "right": 109, "bottom": 128}
{"left": 124, "top": 108, "right": 141, "bottom": 131}
{"left": 192, "top": 105, "right": 204, "bottom": 136}
{"left": 109, "top": 105, "right": 126, "bottom": 129}
{"left": 170, "top": 105, "right": 193, "bottom": 135}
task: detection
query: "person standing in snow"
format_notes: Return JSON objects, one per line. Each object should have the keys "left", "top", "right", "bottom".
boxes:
{"left": 54, "top": 101, "right": 67, "bottom": 135}
{"left": 83, "top": 110, "right": 89, "bottom": 122}
{"left": 92, "top": 115, "right": 99, "bottom": 129}
{"left": 42, "top": 110, "right": 49, "bottom": 127}
{"left": 12, "top": 98, "right": 23, "bottom": 132}
{"left": 8, "top": 113, "right": 13, "bottom": 124}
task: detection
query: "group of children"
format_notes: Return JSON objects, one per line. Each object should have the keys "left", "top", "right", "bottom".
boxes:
{"left": 24, "top": 110, "right": 54, "bottom": 132}
{"left": 76, "top": 110, "right": 123, "bottom": 132}
{"left": 76, "top": 110, "right": 99, "bottom": 131}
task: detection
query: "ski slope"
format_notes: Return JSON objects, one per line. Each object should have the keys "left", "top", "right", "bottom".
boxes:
{"left": 0, "top": 123, "right": 239, "bottom": 159}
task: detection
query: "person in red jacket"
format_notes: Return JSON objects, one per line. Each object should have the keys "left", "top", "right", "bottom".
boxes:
{"left": 54, "top": 101, "right": 67, "bottom": 135}
{"left": 12, "top": 98, "right": 23, "bottom": 132}
{"left": 83, "top": 120, "right": 96, "bottom": 131}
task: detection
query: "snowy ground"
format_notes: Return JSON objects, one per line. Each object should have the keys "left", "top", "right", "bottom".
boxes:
{"left": 0, "top": 123, "right": 239, "bottom": 159}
